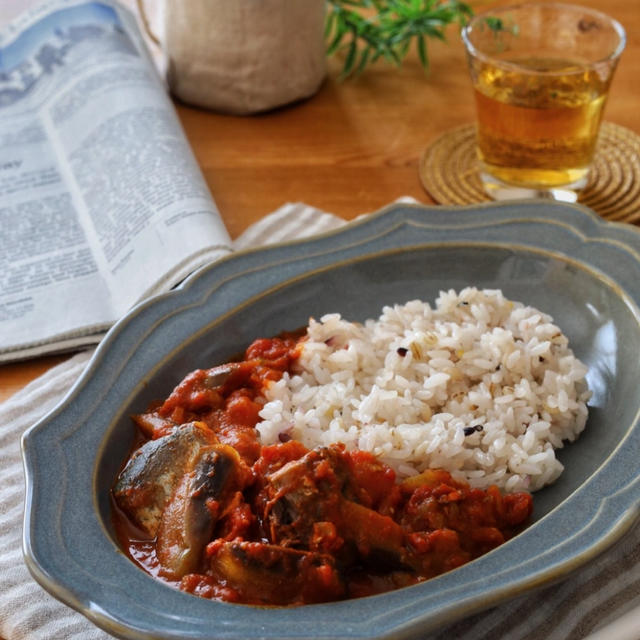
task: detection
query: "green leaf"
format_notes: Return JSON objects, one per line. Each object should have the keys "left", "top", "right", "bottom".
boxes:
{"left": 326, "top": 18, "right": 348, "bottom": 56}
{"left": 326, "top": 0, "right": 474, "bottom": 80}
{"left": 417, "top": 33, "right": 428, "bottom": 70}
{"left": 484, "top": 16, "right": 504, "bottom": 33}
{"left": 324, "top": 9, "right": 337, "bottom": 38}
{"left": 342, "top": 38, "right": 359, "bottom": 77}
{"left": 356, "top": 46, "right": 372, "bottom": 75}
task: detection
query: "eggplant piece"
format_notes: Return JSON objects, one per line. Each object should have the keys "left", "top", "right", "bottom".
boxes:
{"left": 113, "top": 421, "right": 217, "bottom": 536}
{"left": 203, "top": 364, "right": 236, "bottom": 388}
{"left": 156, "top": 444, "right": 250, "bottom": 578}
{"left": 209, "top": 541, "right": 345, "bottom": 605}
{"left": 338, "top": 499, "right": 414, "bottom": 571}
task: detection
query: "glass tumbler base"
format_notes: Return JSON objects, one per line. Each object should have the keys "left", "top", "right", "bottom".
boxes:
{"left": 479, "top": 171, "right": 588, "bottom": 203}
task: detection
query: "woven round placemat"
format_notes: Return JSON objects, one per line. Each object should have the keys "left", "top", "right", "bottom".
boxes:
{"left": 419, "top": 122, "right": 640, "bottom": 224}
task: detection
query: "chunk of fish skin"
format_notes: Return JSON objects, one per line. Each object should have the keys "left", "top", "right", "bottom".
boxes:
{"left": 156, "top": 444, "right": 250, "bottom": 578}
{"left": 113, "top": 421, "right": 217, "bottom": 536}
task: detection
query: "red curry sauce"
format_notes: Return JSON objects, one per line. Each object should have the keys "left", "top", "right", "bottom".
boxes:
{"left": 112, "top": 335, "right": 533, "bottom": 605}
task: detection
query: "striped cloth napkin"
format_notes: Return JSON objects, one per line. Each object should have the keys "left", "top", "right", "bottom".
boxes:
{"left": 1, "top": 202, "right": 639, "bottom": 640}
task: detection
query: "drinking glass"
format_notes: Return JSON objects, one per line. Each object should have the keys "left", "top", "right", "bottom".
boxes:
{"left": 462, "top": 3, "right": 625, "bottom": 202}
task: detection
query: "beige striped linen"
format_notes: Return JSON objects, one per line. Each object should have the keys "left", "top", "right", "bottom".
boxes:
{"left": 1, "top": 203, "right": 639, "bottom": 640}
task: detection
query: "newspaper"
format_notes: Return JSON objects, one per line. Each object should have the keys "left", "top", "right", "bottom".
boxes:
{"left": 0, "top": 0, "right": 232, "bottom": 363}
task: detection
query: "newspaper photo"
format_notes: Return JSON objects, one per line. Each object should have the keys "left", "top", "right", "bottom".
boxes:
{"left": 0, "top": 0, "right": 232, "bottom": 363}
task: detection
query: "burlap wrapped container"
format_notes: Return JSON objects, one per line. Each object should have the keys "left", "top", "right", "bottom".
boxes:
{"left": 142, "top": 0, "right": 327, "bottom": 114}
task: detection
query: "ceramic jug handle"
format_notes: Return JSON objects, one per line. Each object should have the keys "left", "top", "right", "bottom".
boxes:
{"left": 135, "top": 0, "right": 161, "bottom": 46}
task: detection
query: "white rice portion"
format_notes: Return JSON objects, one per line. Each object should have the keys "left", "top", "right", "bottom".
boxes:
{"left": 256, "top": 288, "right": 591, "bottom": 492}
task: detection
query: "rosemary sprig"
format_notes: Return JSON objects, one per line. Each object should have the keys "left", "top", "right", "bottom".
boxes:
{"left": 325, "top": 0, "right": 474, "bottom": 79}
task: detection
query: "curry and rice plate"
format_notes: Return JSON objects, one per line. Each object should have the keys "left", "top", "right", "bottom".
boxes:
{"left": 258, "top": 287, "right": 590, "bottom": 492}
{"left": 112, "top": 287, "right": 590, "bottom": 604}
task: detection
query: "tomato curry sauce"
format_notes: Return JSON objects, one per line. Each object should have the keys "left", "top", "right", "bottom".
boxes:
{"left": 112, "top": 334, "right": 533, "bottom": 606}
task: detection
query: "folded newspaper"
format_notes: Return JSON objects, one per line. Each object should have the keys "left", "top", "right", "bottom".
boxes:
{"left": 0, "top": 0, "right": 232, "bottom": 363}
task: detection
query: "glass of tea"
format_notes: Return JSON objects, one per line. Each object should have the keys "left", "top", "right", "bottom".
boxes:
{"left": 462, "top": 3, "right": 625, "bottom": 202}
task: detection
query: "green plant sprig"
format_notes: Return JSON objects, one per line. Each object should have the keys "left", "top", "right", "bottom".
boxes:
{"left": 325, "top": 0, "right": 474, "bottom": 79}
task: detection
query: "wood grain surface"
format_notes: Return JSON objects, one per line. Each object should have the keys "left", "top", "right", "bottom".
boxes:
{"left": 1, "top": 0, "right": 638, "bottom": 404}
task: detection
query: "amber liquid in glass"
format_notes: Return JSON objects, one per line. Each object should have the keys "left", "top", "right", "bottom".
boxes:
{"left": 473, "top": 57, "right": 609, "bottom": 189}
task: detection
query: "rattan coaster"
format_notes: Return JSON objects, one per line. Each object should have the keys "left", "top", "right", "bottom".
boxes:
{"left": 419, "top": 122, "right": 640, "bottom": 224}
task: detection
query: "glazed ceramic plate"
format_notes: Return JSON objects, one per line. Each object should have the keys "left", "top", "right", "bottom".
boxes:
{"left": 22, "top": 202, "right": 640, "bottom": 640}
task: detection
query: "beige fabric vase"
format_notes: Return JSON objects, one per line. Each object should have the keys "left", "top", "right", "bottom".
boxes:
{"left": 156, "top": 0, "right": 327, "bottom": 114}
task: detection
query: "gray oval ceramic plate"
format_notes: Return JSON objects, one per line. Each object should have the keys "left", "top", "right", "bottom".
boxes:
{"left": 22, "top": 201, "right": 640, "bottom": 640}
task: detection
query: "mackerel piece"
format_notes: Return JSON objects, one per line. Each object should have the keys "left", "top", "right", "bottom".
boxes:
{"left": 113, "top": 421, "right": 217, "bottom": 536}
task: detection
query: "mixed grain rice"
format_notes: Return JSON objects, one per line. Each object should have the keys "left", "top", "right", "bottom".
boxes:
{"left": 257, "top": 288, "right": 590, "bottom": 492}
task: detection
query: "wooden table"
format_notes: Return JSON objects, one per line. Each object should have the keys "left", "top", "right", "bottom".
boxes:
{"left": 1, "top": 0, "right": 638, "bottom": 405}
